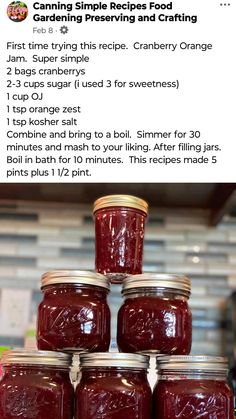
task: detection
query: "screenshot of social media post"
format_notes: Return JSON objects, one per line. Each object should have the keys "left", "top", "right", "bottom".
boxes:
{"left": 0, "top": 0, "right": 236, "bottom": 415}
{"left": 0, "top": 0, "right": 235, "bottom": 182}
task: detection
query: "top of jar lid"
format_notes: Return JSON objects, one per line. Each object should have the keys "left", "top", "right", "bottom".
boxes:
{"left": 157, "top": 355, "right": 228, "bottom": 372}
{"left": 2, "top": 349, "right": 71, "bottom": 368}
{"left": 80, "top": 352, "right": 150, "bottom": 369}
{"left": 41, "top": 270, "right": 110, "bottom": 290}
{"left": 122, "top": 273, "right": 191, "bottom": 294}
{"left": 93, "top": 194, "right": 148, "bottom": 214}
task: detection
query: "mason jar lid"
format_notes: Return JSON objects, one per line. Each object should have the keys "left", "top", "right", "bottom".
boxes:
{"left": 122, "top": 273, "right": 191, "bottom": 295}
{"left": 93, "top": 194, "right": 148, "bottom": 214}
{"left": 41, "top": 270, "right": 110, "bottom": 290}
{"left": 157, "top": 355, "right": 228, "bottom": 372}
{"left": 2, "top": 349, "right": 71, "bottom": 368}
{"left": 80, "top": 352, "right": 150, "bottom": 369}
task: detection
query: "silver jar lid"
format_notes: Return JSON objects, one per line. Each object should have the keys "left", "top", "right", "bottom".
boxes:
{"left": 41, "top": 270, "right": 110, "bottom": 290}
{"left": 93, "top": 194, "right": 148, "bottom": 215}
{"left": 1, "top": 349, "right": 71, "bottom": 368}
{"left": 157, "top": 355, "right": 228, "bottom": 372}
{"left": 122, "top": 273, "right": 191, "bottom": 295}
{"left": 80, "top": 352, "right": 150, "bottom": 369}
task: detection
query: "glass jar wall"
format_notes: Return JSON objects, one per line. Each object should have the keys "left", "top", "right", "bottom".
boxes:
{"left": 37, "top": 270, "right": 110, "bottom": 352}
{"left": 229, "top": 363, "right": 236, "bottom": 417}
{"left": 153, "top": 355, "right": 234, "bottom": 419}
{"left": 0, "top": 350, "right": 74, "bottom": 419}
{"left": 75, "top": 353, "right": 152, "bottom": 419}
{"left": 93, "top": 195, "right": 148, "bottom": 283}
{"left": 117, "top": 274, "right": 192, "bottom": 354}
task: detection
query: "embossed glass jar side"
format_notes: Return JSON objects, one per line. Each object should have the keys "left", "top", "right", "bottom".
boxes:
{"left": 229, "top": 363, "right": 236, "bottom": 417}
{"left": 117, "top": 274, "right": 192, "bottom": 354}
{"left": 0, "top": 350, "right": 74, "bottom": 419}
{"left": 37, "top": 270, "right": 110, "bottom": 352}
{"left": 93, "top": 195, "right": 148, "bottom": 283}
{"left": 75, "top": 353, "right": 152, "bottom": 419}
{"left": 153, "top": 356, "right": 234, "bottom": 419}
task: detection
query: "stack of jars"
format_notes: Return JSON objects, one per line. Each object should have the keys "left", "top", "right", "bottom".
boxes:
{"left": 0, "top": 195, "right": 234, "bottom": 419}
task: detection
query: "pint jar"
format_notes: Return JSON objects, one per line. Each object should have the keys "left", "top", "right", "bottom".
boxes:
{"left": 75, "top": 352, "right": 152, "bottom": 419}
{"left": 37, "top": 270, "right": 110, "bottom": 352}
{"left": 0, "top": 350, "right": 74, "bottom": 419}
{"left": 153, "top": 355, "right": 234, "bottom": 419}
{"left": 229, "top": 363, "right": 236, "bottom": 417}
{"left": 93, "top": 195, "right": 148, "bottom": 283}
{"left": 117, "top": 273, "right": 192, "bottom": 354}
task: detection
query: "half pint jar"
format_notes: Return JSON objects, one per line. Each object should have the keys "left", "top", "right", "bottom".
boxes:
{"left": 153, "top": 355, "right": 234, "bottom": 419}
{"left": 93, "top": 195, "right": 148, "bottom": 283}
{"left": 117, "top": 273, "right": 192, "bottom": 354}
{"left": 75, "top": 352, "right": 152, "bottom": 419}
{"left": 0, "top": 350, "right": 74, "bottom": 419}
{"left": 37, "top": 270, "right": 110, "bottom": 352}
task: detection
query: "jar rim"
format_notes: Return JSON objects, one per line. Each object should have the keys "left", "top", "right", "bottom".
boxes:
{"left": 79, "top": 352, "right": 150, "bottom": 369}
{"left": 93, "top": 194, "right": 148, "bottom": 214}
{"left": 156, "top": 355, "right": 228, "bottom": 372}
{"left": 122, "top": 273, "right": 191, "bottom": 295}
{"left": 41, "top": 270, "right": 110, "bottom": 290}
{"left": 2, "top": 349, "right": 71, "bottom": 368}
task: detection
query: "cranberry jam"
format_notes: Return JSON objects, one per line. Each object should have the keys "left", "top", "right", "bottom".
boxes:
{"left": 37, "top": 270, "right": 110, "bottom": 352}
{"left": 75, "top": 353, "right": 152, "bottom": 419}
{"left": 0, "top": 350, "right": 74, "bottom": 419}
{"left": 153, "top": 355, "right": 234, "bottom": 419}
{"left": 229, "top": 363, "right": 236, "bottom": 416}
{"left": 117, "top": 274, "right": 192, "bottom": 354}
{"left": 93, "top": 195, "right": 148, "bottom": 283}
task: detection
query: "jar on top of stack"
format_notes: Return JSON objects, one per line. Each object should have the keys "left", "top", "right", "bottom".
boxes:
{"left": 93, "top": 195, "right": 148, "bottom": 283}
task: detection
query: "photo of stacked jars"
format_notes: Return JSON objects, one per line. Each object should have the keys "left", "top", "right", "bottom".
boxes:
{"left": 0, "top": 194, "right": 234, "bottom": 418}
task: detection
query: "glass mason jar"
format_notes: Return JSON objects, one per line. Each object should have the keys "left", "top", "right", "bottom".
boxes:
{"left": 229, "top": 363, "right": 236, "bottom": 417}
{"left": 93, "top": 195, "right": 148, "bottom": 283}
{"left": 37, "top": 270, "right": 111, "bottom": 352}
{"left": 117, "top": 273, "right": 192, "bottom": 354}
{"left": 153, "top": 355, "right": 234, "bottom": 419}
{"left": 0, "top": 350, "right": 74, "bottom": 419}
{"left": 75, "top": 353, "right": 152, "bottom": 419}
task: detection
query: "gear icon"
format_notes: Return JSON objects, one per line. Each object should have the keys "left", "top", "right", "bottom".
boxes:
{"left": 60, "top": 25, "right": 69, "bottom": 34}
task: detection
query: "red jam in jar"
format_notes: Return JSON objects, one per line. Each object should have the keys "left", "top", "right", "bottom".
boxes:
{"left": 75, "top": 353, "right": 152, "bottom": 419}
{"left": 93, "top": 195, "right": 148, "bottom": 283}
{"left": 229, "top": 363, "right": 236, "bottom": 416}
{"left": 37, "top": 270, "right": 110, "bottom": 352}
{"left": 153, "top": 355, "right": 234, "bottom": 419}
{"left": 117, "top": 274, "right": 192, "bottom": 354}
{"left": 0, "top": 350, "right": 74, "bottom": 419}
